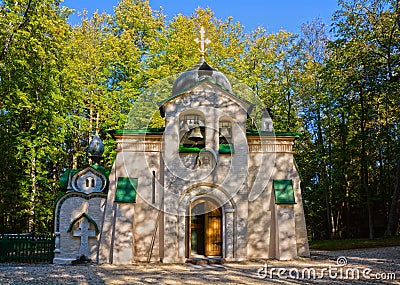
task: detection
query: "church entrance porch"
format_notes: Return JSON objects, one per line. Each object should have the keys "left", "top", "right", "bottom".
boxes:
{"left": 189, "top": 199, "right": 222, "bottom": 257}
{"left": 175, "top": 185, "right": 236, "bottom": 263}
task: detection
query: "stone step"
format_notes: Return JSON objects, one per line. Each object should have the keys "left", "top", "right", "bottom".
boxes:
{"left": 186, "top": 263, "right": 226, "bottom": 271}
{"left": 186, "top": 257, "right": 225, "bottom": 265}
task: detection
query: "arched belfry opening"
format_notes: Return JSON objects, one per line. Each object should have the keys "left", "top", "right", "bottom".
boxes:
{"left": 189, "top": 199, "right": 222, "bottom": 257}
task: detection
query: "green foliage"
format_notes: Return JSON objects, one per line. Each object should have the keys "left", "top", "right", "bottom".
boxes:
{"left": 0, "top": 0, "right": 72, "bottom": 233}
{"left": 298, "top": 0, "right": 400, "bottom": 240}
{"left": 309, "top": 237, "right": 400, "bottom": 250}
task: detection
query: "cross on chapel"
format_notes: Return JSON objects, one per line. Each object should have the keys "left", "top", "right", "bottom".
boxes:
{"left": 195, "top": 26, "right": 211, "bottom": 58}
{"left": 73, "top": 218, "right": 96, "bottom": 258}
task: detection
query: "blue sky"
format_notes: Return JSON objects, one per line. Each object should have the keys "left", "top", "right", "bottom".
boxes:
{"left": 62, "top": 0, "right": 339, "bottom": 34}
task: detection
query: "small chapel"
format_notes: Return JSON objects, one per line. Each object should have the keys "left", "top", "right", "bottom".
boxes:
{"left": 53, "top": 28, "right": 310, "bottom": 264}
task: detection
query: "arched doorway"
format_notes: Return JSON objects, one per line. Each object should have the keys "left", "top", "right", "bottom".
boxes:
{"left": 190, "top": 199, "right": 222, "bottom": 257}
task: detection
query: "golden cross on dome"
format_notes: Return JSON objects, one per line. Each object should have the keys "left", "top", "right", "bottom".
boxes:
{"left": 195, "top": 26, "right": 211, "bottom": 58}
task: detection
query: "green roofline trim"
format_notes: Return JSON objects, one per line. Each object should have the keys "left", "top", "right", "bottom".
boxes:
{"left": 111, "top": 128, "right": 165, "bottom": 136}
{"left": 111, "top": 128, "right": 299, "bottom": 138}
{"left": 246, "top": 129, "right": 300, "bottom": 138}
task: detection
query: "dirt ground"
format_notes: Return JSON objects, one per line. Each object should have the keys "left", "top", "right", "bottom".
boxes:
{"left": 1, "top": 247, "right": 400, "bottom": 284}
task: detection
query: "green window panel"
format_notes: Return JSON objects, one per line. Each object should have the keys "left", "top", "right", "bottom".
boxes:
{"left": 273, "top": 180, "right": 295, "bottom": 204}
{"left": 115, "top": 177, "right": 137, "bottom": 203}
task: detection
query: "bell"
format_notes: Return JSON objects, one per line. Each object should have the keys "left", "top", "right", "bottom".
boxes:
{"left": 188, "top": 124, "right": 203, "bottom": 141}
{"left": 219, "top": 126, "right": 231, "bottom": 138}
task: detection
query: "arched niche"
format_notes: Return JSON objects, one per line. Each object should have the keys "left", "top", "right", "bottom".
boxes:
{"left": 179, "top": 110, "right": 206, "bottom": 151}
{"left": 219, "top": 116, "right": 234, "bottom": 154}
{"left": 176, "top": 184, "right": 236, "bottom": 260}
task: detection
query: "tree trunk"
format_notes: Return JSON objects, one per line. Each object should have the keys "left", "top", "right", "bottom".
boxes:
{"left": 29, "top": 148, "right": 37, "bottom": 233}
{"left": 72, "top": 139, "right": 78, "bottom": 170}
{"left": 360, "top": 86, "right": 373, "bottom": 239}
{"left": 317, "top": 107, "right": 332, "bottom": 239}
{"left": 385, "top": 157, "right": 400, "bottom": 236}
{"left": 341, "top": 111, "right": 351, "bottom": 237}
{"left": 287, "top": 90, "right": 291, "bottom": 131}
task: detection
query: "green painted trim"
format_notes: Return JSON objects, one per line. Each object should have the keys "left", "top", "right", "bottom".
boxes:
{"left": 112, "top": 128, "right": 165, "bottom": 135}
{"left": 276, "top": 132, "right": 299, "bottom": 137}
{"left": 112, "top": 129, "right": 299, "bottom": 138}
{"left": 273, "top": 179, "right": 296, "bottom": 204}
{"left": 219, "top": 144, "right": 234, "bottom": 154}
{"left": 246, "top": 130, "right": 299, "bottom": 138}
{"left": 179, "top": 146, "right": 201, "bottom": 153}
{"left": 115, "top": 177, "right": 137, "bottom": 203}
{"left": 54, "top": 192, "right": 66, "bottom": 208}
{"left": 67, "top": 213, "right": 100, "bottom": 235}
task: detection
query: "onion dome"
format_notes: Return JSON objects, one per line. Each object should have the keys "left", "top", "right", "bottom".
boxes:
{"left": 171, "top": 57, "right": 232, "bottom": 96}
{"left": 87, "top": 134, "right": 104, "bottom": 164}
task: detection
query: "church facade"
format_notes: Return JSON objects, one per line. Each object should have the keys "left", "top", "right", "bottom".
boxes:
{"left": 53, "top": 31, "right": 309, "bottom": 264}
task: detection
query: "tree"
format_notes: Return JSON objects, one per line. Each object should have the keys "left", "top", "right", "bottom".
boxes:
{"left": 296, "top": 19, "right": 334, "bottom": 239}
{"left": 319, "top": 0, "right": 400, "bottom": 238}
{"left": 0, "top": 0, "right": 72, "bottom": 232}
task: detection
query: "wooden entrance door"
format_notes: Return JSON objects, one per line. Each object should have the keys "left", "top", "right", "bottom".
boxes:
{"left": 190, "top": 200, "right": 222, "bottom": 257}
{"left": 205, "top": 207, "right": 222, "bottom": 256}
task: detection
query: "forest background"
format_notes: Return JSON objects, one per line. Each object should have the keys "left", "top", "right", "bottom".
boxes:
{"left": 1, "top": 0, "right": 400, "bottom": 240}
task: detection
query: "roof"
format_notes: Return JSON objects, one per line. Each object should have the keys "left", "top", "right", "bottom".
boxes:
{"left": 59, "top": 165, "right": 110, "bottom": 191}
{"left": 157, "top": 58, "right": 255, "bottom": 118}
{"left": 171, "top": 58, "right": 232, "bottom": 96}
{"left": 157, "top": 78, "right": 255, "bottom": 117}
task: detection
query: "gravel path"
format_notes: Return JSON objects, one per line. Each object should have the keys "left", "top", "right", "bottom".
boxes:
{"left": 1, "top": 247, "right": 399, "bottom": 284}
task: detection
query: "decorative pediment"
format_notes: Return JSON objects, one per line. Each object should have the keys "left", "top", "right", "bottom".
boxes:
{"left": 70, "top": 167, "right": 107, "bottom": 194}
{"left": 158, "top": 79, "right": 254, "bottom": 117}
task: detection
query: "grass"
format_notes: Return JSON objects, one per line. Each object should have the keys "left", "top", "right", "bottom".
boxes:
{"left": 309, "top": 236, "right": 400, "bottom": 251}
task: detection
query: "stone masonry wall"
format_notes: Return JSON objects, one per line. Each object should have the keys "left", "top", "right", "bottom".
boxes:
{"left": 54, "top": 195, "right": 106, "bottom": 263}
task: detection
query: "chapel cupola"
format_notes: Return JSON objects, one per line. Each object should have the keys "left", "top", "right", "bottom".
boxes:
{"left": 87, "top": 133, "right": 104, "bottom": 165}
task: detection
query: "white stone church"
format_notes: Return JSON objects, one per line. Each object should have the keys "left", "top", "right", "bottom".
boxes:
{"left": 53, "top": 29, "right": 309, "bottom": 264}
